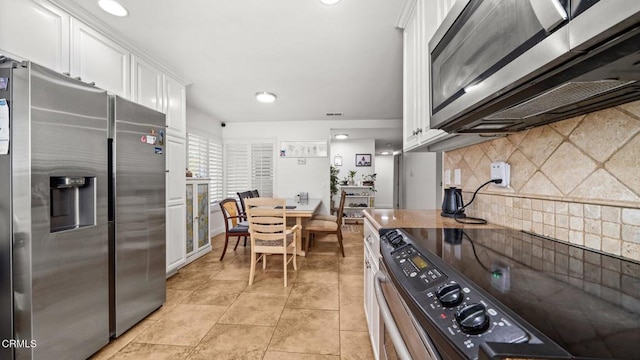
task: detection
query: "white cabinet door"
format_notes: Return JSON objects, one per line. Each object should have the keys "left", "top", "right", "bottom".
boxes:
{"left": 132, "top": 56, "right": 163, "bottom": 111}
{"left": 403, "top": 0, "right": 447, "bottom": 151}
{"left": 0, "top": 0, "right": 69, "bottom": 73}
{"left": 164, "top": 75, "right": 186, "bottom": 136}
{"left": 166, "top": 135, "right": 186, "bottom": 205}
{"left": 403, "top": 6, "right": 420, "bottom": 151}
{"left": 364, "top": 218, "right": 381, "bottom": 359}
{"left": 166, "top": 203, "right": 186, "bottom": 274}
{"left": 71, "top": 19, "right": 130, "bottom": 97}
{"left": 166, "top": 135, "right": 186, "bottom": 274}
{"left": 364, "top": 248, "right": 380, "bottom": 360}
{"left": 418, "top": 0, "right": 447, "bottom": 145}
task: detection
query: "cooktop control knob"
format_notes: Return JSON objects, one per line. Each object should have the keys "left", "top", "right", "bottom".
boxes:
{"left": 455, "top": 303, "right": 490, "bottom": 335}
{"left": 436, "top": 283, "right": 463, "bottom": 307}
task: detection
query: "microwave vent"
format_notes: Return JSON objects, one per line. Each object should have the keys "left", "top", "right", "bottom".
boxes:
{"left": 484, "top": 80, "right": 636, "bottom": 120}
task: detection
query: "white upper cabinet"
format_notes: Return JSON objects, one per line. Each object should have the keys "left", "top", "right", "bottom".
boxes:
{"left": 400, "top": 0, "right": 448, "bottom": 152}
{"left": 71, "top": 19, "right": 130, "bottom": 98}
{"left": 164, "top": 75, "right": 186, "bottom": 136}
{"left": 402, "top": 5, "right": 420, "bottom": 150}
{"left": 0, "top": 0, "right": 69, "bottom": 73}
{"left": 132, "top": 56, "right": 164, "bottom": 111}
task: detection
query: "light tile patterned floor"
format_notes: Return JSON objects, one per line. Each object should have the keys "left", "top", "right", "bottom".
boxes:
{"left": 91, "top": 225, "right": 373, "bottom": 360}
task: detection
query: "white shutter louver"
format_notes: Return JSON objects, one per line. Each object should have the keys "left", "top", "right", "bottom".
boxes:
{"left": 224, "top": 140, "right": 275, "bottom": 199}
{"left": 251, "top": 143, "right": 274, "bottom": 197}
{"left": 187, "top": 133, "right": 224, "bottom": 205}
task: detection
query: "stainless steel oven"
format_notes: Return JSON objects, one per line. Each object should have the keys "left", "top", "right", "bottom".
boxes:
{"left": 374, "top": 260, "right": 440, "bottom": 360}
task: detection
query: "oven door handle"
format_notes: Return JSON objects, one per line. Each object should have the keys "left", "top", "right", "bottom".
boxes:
{"left": 374, "top": 271, "right": 413, "bottom": 360}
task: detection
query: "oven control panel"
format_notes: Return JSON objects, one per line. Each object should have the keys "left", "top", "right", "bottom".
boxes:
{"left": 380, "top": 229, "right": 532, "bottom": 359}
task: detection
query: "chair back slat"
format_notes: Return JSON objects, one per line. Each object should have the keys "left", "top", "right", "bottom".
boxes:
{"left": 237, "top": 191, "right": 254, "bottom": 215}
{"left": 245, "top": 198, "right": 287, "bottom": 243}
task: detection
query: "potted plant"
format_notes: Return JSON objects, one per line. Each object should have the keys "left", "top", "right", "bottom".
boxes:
{"left": 330, "top": 165, "right": 340, "bottom": 208}
{"left": 362, "top": 173, "right": 377, "bottom": 187}
{"left": 348, "top": 170, "right": 357, "bottom": 185}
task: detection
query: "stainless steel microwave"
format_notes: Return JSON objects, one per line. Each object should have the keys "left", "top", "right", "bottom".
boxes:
{"left": 429, "top": 0, "right": 640, "bottom": 133}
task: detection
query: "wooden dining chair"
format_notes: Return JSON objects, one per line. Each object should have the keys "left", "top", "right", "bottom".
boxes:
{"left": 236, "top": 191, "right": 254, "bottom": 218}
{"left": 245, "top": 197, "right": 300, "bottom": 287}
{"left": 304, "top": 191, "right": 346, "bottom": 257}
{"left": 219, "top": 198, "right": 250, "bottom": 261}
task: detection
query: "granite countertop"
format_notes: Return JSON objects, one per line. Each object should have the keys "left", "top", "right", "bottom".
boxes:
{"left": 363, "top": 209, "right": 503, "bottom": 230}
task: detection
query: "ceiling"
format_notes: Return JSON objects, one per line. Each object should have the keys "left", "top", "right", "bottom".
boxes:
{"left": 55, "top": 0, "right": 405, "bottom": 148}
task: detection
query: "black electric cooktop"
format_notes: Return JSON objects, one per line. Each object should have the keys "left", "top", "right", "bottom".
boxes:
{"left": 397, "top": 227, "right": 640, "bottom": 360}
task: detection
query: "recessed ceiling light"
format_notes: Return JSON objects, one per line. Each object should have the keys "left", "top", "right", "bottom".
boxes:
{"left": 98, "top": 0, "right": 128, "bottom": 17}
{"left": 381, "top": 151, "right": 391, "bottom": 155}
{"left": 335, "top": 134, "right": 348, "bottom": 140}
{"left": 320, "top": 0, "right": 342, "bottom": 5}
{"left": 255, "top": 92, "right": 277, "bottom": 103}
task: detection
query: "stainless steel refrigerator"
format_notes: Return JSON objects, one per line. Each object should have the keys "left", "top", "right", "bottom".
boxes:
{"left": 0, "top": 59, "right": 166, "bottom": 360}
{"left": 0, "top": 60, "right": 110, "bottom": 360}
{"left": 108, "top": 95, "right": 166, "bottom": 338}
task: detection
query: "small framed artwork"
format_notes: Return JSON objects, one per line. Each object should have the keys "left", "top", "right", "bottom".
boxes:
{"left": 333, "top": 155, "right": 342, "bottom": 166}
{"left": 356, "top": 154, "right": 371, "bottom": 167}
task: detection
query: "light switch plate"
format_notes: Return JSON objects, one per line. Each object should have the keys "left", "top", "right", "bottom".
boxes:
{"left": 454, "top": 169, "right": 461, "bottom": 185}
{"left": 444, "top": 170, "right": 451, "bottom": 185}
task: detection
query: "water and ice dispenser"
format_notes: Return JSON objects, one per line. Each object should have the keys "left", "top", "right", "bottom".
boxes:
{"left": 49, "top": 176, "right": 96, "bottom": 232}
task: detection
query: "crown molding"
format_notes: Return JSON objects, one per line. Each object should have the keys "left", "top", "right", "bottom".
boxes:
{"left": 395, "top": 0, "right": 417, "bottom": 29}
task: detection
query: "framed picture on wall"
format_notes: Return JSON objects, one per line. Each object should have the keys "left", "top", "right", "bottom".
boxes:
{"left": 356, "top": 154, "right": 371, "bottom": 167}
{"left": 334, "top": 155, "right": 342, "bottom": 166}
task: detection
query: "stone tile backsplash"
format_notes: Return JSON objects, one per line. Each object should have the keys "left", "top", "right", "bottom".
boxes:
{"left": 444, "top": 102, "right": 640, "bottom": 262}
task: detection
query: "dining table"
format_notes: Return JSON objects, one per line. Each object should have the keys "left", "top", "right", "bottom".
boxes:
{"left": 282, "top": 198, "right": 321, "bottom": 256}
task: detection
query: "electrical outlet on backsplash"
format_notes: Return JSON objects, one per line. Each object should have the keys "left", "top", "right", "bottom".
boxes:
{"left": 443, "top": 103, "right": 640, "bottom": 262}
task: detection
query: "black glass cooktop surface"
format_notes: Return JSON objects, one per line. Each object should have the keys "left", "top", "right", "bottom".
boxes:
{"left": 399, "top": 227, "right": 640, "bottom": 360}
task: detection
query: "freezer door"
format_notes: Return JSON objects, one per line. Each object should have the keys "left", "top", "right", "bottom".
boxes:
{"left": 111, "top": 96, "right": 166, "bottom": 337}
{"left": 11, "top": 62, "right": 110, "bottom": 360}
{"left": 0, "top": 64, "right": 14, "bottom": 360}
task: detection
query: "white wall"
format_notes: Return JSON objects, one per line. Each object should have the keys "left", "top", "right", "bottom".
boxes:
{"left": 402, "top": 152, "right": 440, "bottom": 210}
{"left": 330, "top": 139, "right": 376, "bottom": 185}
{"left": 375, "top": 155, "right": 394, "bottom": 208}
{"left": 187, "top": 106, "right": 223, "bottom": 136}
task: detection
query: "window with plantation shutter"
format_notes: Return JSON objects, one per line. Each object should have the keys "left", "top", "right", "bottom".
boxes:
{"left": 187, "top": 132, "right": 224, "bottom": 205}
{"left": 251, "top": 142, "right": 274, "bottom": 197}
{"left": 224, "top": 140, "right": 275, "bottom": 199}
{"left": 208, "top": 140, "right": 223, "bottom": 204}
